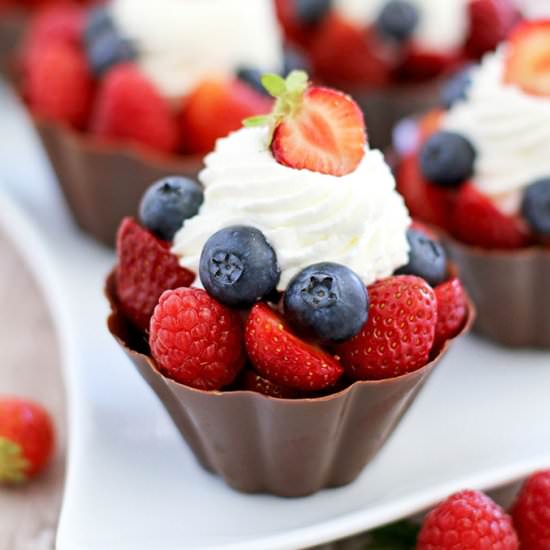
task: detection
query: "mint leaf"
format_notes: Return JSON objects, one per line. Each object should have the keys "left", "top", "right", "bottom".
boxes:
{"left": 261, "top": 73, "right": 287, "bottom": 97}
{"left": 365, "top": 521, "right": 419, "bottom": 549}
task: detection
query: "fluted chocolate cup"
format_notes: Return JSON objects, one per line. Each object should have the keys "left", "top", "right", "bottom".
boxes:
{"left": 105, "top": 272, "right": 474, "bottom": 497}
{"left": 0, "top": 11, "right": 26, "bottom": 74}
{"left": 34, "top": 119, "right": 203, "bottom": 247}
{"left": 445, "top": 238, "right": 550, "bottom": 348}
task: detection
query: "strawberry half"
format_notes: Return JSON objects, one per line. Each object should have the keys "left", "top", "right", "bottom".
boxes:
{"left": 245, "top": 71, "right": 366, "bottom": 177}
{"left": 504, "top": 20, "right": 550, "bottom": 97}
{"left": 245, "top": 303, "right": 343, "bottom": 392}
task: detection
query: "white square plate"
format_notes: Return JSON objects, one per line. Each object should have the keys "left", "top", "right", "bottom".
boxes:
{"left": 1, "top": 82, "right": 550, "bottom": 550}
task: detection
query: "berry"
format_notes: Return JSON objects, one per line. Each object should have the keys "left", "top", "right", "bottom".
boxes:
{"left": 283, "top": 46, "right": 311, "bottom": 75}
{"left": 418, "top": 490, "right": 518, "bottom": 550}
{"left": 512, "top": 470, "right": 550, "bottom": 549}
{"left": 86, "top": 30, "right": 137, "bottom": 77}
{"left": 242, "top": 371, "right": 298, "bottom": 399}
{"left": 419, "top": 131, "right": 477, "bottom": 188}
{"left": 397, "top": 154, "right": 454, "bottom": 230}
{"left": 521, "top": 178, "right": 550, "bottom": 237}
{"left": 149, "top": 288, "right": 244, "bottom": 390}
{"left": 181, "top": 78, "right": 272, "bottom": 155}
{"left": 25, "top": 41, "right": 93, "bottom": 129}
{"left": 84, "top": 5, "right": 114, "bottom": 45}
{"left": 0, "top": 397, "right": 55, "bottom": 483}
{"left": 115, "top": 218, "right": 195, "bottom": 332}
{"left": 434, "top": 278, "right": 468, "bottom": 349}
{"left": 451, "top": 183, "right": 531, "bottom": 249}
{"left": 465, "top": 0, "right": 514, "bottom": 59}
{"left": 396, "top": 227, "right": 447, "bottom": 287}
{"left": 236, "top": 67, "right": 269, "bottom": 96}
{"left": 283, "top": 262, "right": 368, "bottom": 342}
{"left": 504, "top": 20, "right": 550, "bottom": 97}
{"left": 375, "top": 0, "right": 419, "bottom": 43}
{"left": 139, "top": 177, "right": 204, "bottom": 242}
{"left": 440, "top": 66, "right": 473, "bottom": 109}
{"left": 310, "top": 16, "right": 393, "bottom": 87}
{"left": 199, "top": 226, "right": 280, "bottom": 308}
{"left": 91, "top": 64, "right": 179, "bottom": 154}
{"left": 248, "top": 72, "right": 366, "bottom": 176}
{"left": 295, "top": 0, "right": 332, "bottom": 27}
{"left": 336, "top": 276, "right": 437, "bottom": 381}
{"left": 245, "top": 303, "right": 343, "bottom": 391}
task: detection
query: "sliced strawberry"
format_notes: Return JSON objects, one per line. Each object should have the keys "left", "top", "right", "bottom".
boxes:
{"left": 504, "top": 20, "right": 550, "bottom": 97}
{"left": 310, "top": 15, "right": 394, "bottom": 87}
{"left": 451, "top": 183, "right": 531, "bottom": 249}
{"left": 91, "top": 63, "right": 180, "bottom": 154}
{"left": 434, "top": 278, "right": 468, "bottom": 350}
{"left": 397, "top": 154, "right": 454, "bottom": 230}
{"left": 242, "top": 370, "right": 299, "bottom": 399}
{"left": 418, "top": 109, "right": 445, "bottom": 142}
{"left": 181, "top": 78, "right": 272, "bottom": 155}
{"left": 116, "top": 218, "right": 195, "bottom": 332}
{"left": 245, "top": 303, "right": 343, "bottom": 392}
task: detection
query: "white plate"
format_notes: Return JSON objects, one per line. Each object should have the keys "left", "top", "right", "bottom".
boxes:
{"left": 1, "top": 82, "right": 550, "bottom": 550}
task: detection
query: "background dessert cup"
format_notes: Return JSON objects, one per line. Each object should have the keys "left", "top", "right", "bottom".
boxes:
{"left": 0, "top": 10, "right": 26, "bottom": 73}
{"left": 106, "top": 271, "right": 474, "bottom": 497}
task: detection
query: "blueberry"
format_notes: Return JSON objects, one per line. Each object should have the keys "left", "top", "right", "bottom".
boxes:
{"left": 284, "top": 263, "right": 368, "bottom": 342}
{"left": 440, "top": 66, "right": 473, "bottom": 109}
{"left": 419, "top": 131, "right": 476, "bottom": 188}
{"left": 139, "top": 177, "right": 203, "bottom": 241}
{"left": 396, "top": 228, "right": 447, "bottom": 286}
{"left": 236, "top": 67, "right": 269, "bottom": 96}
{"left": 376, "top": 0, "right": 419, "bottom": 42}
{"left": 87, "top": 31, "right": 137, "bottom": 76}
{"left": 521, "top": 178, "right": 550, "bottom": 237}
{"left": 84, "top": 6, "right": 115, "bottom": 45}
{"left": 199, "top": 226, "right": 280, "bottom": 308}
{"left": 295, "top": 0, "right": 332, "bottom": 27}
{"left": 282, "top": 47, "right": 310, "bottom": 75}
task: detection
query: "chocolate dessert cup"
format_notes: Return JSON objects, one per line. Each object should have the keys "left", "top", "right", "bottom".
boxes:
{"left": 445, "top": 238, "right": 550, "bottom": 348}
{"left": 35, "top": 118, "right": 203, "bottom": 247}
{"left": 106, "top": 272, "right": 474, "bottom": 497}
{"left": 0, "top": 11, "right": 26, "bottom": 74}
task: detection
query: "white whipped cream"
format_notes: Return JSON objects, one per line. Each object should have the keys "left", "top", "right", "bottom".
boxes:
{"left": 334, "top": 0, "right": 469, "bottom": 52}
{"left": 444, "top": 48, "right": 550, "bottom": 214}
{"left": 172, "top": 127, "right": 411, "bottom": 291}
{"left": 513, "top": 0, "right": 550, "bottom": 18}
{"left": 110, "top": 0, "right": 283, "bottom": 99}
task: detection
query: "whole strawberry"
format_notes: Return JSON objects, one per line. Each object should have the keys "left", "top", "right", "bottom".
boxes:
{"left": 336, "top": 275, "right": 437, "bottom": 381}
{"left": 150, "top": 287, "right": 245, "bottom": 390}
{"left": 0, "top": 397, "right": 55, "bottom": 483}
{"left": 418, "top": 490, "right": 519, "bottom": 550}
{"left": 245, "top": 303, "right": 343, "bottom": 392}
{"left": 116, "top": 218, "right": 195, "bottom": 332}
{"left": 512, "top": 470, "right": 550, "bottom": 549}
{"left": 434, "top": 278, "right": 468, "bottom": 349}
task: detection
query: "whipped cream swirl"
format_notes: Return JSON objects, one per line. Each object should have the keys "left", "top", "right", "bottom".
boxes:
{"left": 444, "top": 48, "right": 550, "bottom": 214}
{"left": 172, "top": 127, "right": 411, "bottom": 291}
{"left": 110, "top": 0, "right": 283, "bottom": 100}
{"left": 334, "top": 0, "right": 469, "bottom": 52}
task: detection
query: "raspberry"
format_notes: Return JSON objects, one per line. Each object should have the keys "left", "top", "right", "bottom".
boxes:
{"left": 512, "top": 470, "right": 550, "bottom": 549}
{"left": 418, "top": 490, "right": 519, "bottom": 550}
{"left": 149, "top": 288, "right": 245, "bottom": 390}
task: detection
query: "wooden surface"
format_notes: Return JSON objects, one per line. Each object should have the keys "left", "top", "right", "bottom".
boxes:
{"left": 0, "top": 230, "right": 65, "bottom": 550}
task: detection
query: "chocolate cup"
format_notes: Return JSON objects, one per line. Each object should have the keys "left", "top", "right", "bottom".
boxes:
{"left": 0, "top": 11, "right": 26, "bottom": 75}
{"left": 445, "top": 238, "right": 550, "bottom": 349}
{"left": 105, "top": 272, "right": 474, "bottom": 497}
{"left": 34, "top": 118, "right": 203, "bottom": 247}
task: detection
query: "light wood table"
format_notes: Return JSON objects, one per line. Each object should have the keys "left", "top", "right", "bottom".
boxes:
{"left": 0, "top": 230, "right": 65, "bottom": 550}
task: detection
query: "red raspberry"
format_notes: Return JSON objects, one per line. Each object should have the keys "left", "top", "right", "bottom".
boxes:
{"left": 512, "top": 470, "right": 550, "bottom": 549}
{"left": 115, "top": 218, "right": 195, "bottom": 332}
{"left": 91, "top": 63, "right": 180, "bottom": 154}
{"left": 150, "top": 288, "right": 245, "bottom": 390}
{"left": 242, "top": 371, "right": 298, "bottom": 399}
{"left": 336, "top": 276, "right": 437, "bottom": 381}
{"left": 245, "top": 303, "right": 343, "bottom": 392}
{"left": 418, "top": 490, "right": 519, "bottom": 550}
{"left": 24, "top": 40, "right": 93, "bottom": 129}
{"left": 0, "top": 397, "right": 55, "bottom": 483}
{"left": 451, "top": 183, "right": 531, "bottom": 249}
{"left": 434, "top": 278, "right": 468, "bottom": 349}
